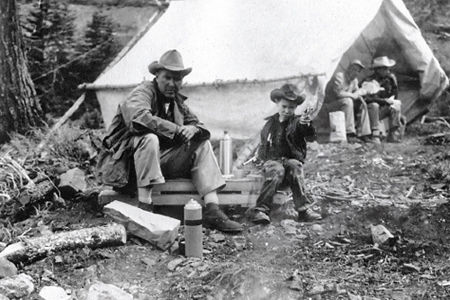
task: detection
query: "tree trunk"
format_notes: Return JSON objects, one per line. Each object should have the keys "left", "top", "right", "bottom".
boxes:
{"left": 0, "top": 0, "right": 45, "bottom": 144}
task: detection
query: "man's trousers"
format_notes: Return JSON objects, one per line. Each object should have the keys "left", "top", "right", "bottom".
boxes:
{"left": 133, "top": 134, "right": 225, "bottom": 198}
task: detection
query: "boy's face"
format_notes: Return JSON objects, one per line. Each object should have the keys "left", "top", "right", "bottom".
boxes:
{"left": 276, "top": 99, "right": 297, "bottom": 121}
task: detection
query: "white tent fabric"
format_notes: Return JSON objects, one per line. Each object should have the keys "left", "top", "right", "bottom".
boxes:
{"left": 91, "top": 0, "right": 448, "bottom": 140}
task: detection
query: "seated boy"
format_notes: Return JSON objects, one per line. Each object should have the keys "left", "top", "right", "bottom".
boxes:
{"left": 252, "top": 83, "right": 322, "bottom": 224}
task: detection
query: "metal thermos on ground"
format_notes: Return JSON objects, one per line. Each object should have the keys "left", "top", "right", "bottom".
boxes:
{"left": 184, "top": 199, "right": 203, "bottom": 258}
{"left": 219, "top": 131, "right": 233, "bottom": 175}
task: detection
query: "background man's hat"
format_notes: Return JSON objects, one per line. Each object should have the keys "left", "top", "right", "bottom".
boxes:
{"left": 270, "top": 83, "right": 305, "bottom": 105}
{"left": 148, "top": 49, "right": 192, "bottom": 77}
{"left": 350, "top": 59, "right": 365, "bottom": 69}
{"left": 371, "top": 56, "right": 396, "bottom": 69}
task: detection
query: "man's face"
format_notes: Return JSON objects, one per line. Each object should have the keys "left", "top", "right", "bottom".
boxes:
{"left": 276, "top": 99, "right": 298, "bottom": 121}
{"left": 155, "top": 69, "right": 183, "bottom": 98}
{"left": 374, "top": 66, "right": 389, "bottom": 77}
{"left": 347, "top": 64, "right": 363, "bottom": 80}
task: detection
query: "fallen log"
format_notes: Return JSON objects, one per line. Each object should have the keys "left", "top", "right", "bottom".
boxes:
{"left": 0, "top": 223, "right": 126, "bottom": 264}
{"left": 18, "top": 179, "right": 55, "bottom": 206}
{"left": 0, "top": 154, "right": 56, "bottom": 209}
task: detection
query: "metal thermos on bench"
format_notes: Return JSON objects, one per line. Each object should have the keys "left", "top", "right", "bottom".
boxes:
{"left": 219, "top": 131, "right": 233, "bottom": 175}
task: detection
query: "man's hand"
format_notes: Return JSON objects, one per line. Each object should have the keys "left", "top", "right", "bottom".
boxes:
{"left": 386, "top": 96, "right": 395, "bottom": 105}
{"left": 353, "top": 89, "right": 367, "bottom": 99}
{"left": 177, "top": 125, "right": 199, "bottom": 143}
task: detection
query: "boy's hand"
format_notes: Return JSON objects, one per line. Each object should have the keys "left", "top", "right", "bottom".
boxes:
{"left": 354, "top": 89, "right": 367, "bottom": 98}
{"left": 299, "top": 115, "right": 311, "bottom": 125}
{"left": 300, "top": 107, "right": 313, "bottom": 125}
{"left": 386, "top": 96, "right": 395, "bottom": 105}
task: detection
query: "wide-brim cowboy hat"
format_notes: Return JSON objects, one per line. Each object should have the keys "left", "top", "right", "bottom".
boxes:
{"left": 270, "top": 83, "right": 305, "bottom": 105}
{"left": 371, "top": 56, "right": 396, "bottom": 69}
{"left": 148, "top": 49, "right": 192, "bottom": 77}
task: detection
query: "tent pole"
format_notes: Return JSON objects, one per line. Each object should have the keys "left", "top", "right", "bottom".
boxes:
{"left": 36, "top": 93, "right": 87, "bottom": 152}
{"left": 78, "top": 83, "right": 137, "bottom": 90}
{"left": 80, "top": 74, "right": 326, "bottom": 91}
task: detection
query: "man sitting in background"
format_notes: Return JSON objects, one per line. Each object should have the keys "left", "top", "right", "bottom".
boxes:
{"left": 360, "top": 56, "right": 404, "bottom": 143}
{"left": 322, "top": 59, "right": 371, "bottom": 143}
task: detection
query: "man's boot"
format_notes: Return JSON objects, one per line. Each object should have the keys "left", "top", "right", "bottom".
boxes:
{"left": 204, "top": 203, "right": 243, "bottom": 233}
{"left": 251, "top": 206, "right": 271, "bottom": 225}
{"left": 346, "top": 133, "right": 359, "bottom": 144}
{"left": 387, "top": 115, "right": 406, "bottom": 143}
{"left": 137, "top": 186, "right": 153, "bottom": 212}
{"left": 298, "top": 208, "right": 322, "bottom": 222}
{"left": 368, "top": 130, "right": 381, "bottom": 144}
{"left": 138, "top": 201, "right": 153, "bottom": 212}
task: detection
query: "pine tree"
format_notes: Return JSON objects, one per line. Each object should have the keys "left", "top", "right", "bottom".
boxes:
{"left": 69, "top": 9, "right": 119, "bottom": 123}
{"left": 22, "top": 3, "right": 119, "bottom": 123}
{"left": 23, "top": 0, "right": 78, "bottom": 116}
{"left": 77, "top": 10, "right": 119, "bottom": 84}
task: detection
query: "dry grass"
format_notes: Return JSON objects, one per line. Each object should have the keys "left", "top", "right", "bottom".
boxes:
{"left": 0, "top": 125, "right": 96, "bottom": 213}
{"left": 2, "top": 125, "right": 94, "bottom": 165}
{"left": 34, "top": 125, "right": 98, "bottom": 165}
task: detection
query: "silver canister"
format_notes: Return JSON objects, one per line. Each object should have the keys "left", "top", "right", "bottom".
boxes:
{"left": 219, "top": 131, "right": 233, "bottom": 175}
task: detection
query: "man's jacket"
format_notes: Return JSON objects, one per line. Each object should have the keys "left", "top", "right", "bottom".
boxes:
{"left": 96, "top": 80, "right": 209, "bottom": 187}
{"left": 257, "top": 113, "right": 316, "bottom": 164}
{"left": 324, "top": 71, "right": 359, "bottom": 104}
{"left": 361, "top": 72, "right": 398, "bottom": 105}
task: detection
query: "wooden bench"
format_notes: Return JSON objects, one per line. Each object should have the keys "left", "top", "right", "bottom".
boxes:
{"left": 98, "top": 176, "right": 264, "bottom": 207}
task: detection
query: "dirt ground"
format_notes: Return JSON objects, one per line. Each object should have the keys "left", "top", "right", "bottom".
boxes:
{"left": 1, "top": 122, "right": 450, "bottom": 300}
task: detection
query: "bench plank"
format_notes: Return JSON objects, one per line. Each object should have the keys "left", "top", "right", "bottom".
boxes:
{"left": 99, "top": 190, "right": 259, "bottom": 207}
{"left": 152, "top": 178, "right": 263, "bottom": 193}
{"left": 99, "top": 178, "right": 263, "bottom": 207}
{"left": 152, "top": 194, "right": 258, "bottom": 207}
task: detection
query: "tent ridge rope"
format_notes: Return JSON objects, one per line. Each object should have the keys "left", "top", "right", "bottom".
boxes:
{"left": 82, "top": 73, "right": 326, "bottom": 91}
{"left": 185, "top": 73, "right": 327, "bottom": 89}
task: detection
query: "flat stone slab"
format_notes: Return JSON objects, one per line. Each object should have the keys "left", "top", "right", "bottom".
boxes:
{"left": 103, "top": 201, "right": 180, "bottom": 250}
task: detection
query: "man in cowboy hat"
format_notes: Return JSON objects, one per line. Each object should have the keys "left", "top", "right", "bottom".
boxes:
{"left": 360, "top": 56, "right": 404, "bottom": 143}
{"left": 251, "top": 83, "right": 322, "bottom": 224}
{"left": 96, "top": 49, "right": 243, "bottom": 233}
{"left": 322, "top": 59, "right": 371, "bottom": 143}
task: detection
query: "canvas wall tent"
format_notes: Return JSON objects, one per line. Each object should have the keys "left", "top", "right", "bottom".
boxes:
{"left": 85, "top": 0, "right": 448, "bottom": 140}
